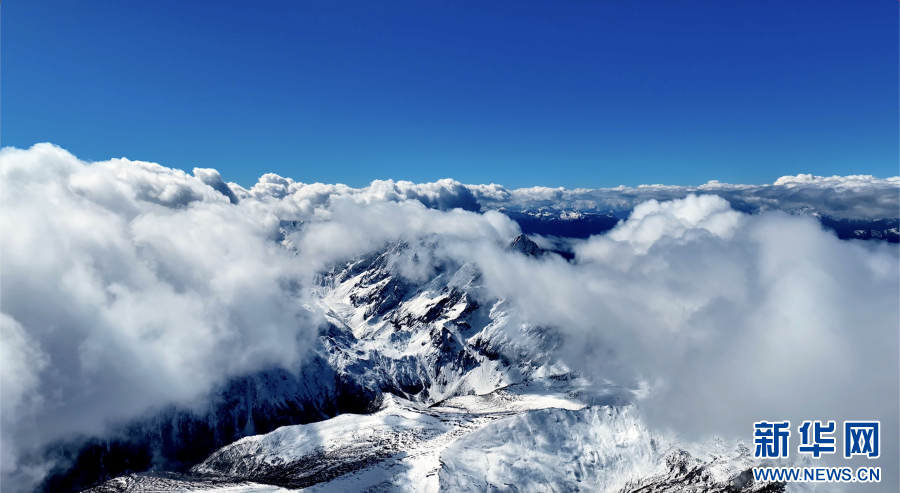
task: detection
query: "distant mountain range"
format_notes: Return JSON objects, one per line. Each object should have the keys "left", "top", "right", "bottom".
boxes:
{"left": 497, "top": 208, "right": 899, "bottom": 243}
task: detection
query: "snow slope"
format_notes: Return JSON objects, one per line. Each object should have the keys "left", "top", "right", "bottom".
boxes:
{"left": 87, "top": 397, "right": 779, "bottom": 493}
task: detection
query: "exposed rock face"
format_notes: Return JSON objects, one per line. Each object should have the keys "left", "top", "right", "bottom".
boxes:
{"left": 505, "top": 234, "right": 546, "bottom": 257}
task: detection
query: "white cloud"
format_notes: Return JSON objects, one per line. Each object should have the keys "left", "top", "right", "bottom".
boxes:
{"left": 0, "top": 145, "right": 322, "bottom": 489}
{"left": 773, "top": 173, "right": 900, "bottom": 188}
{"left": 463, "top": 196, "right": 899, "bottom": 485}
{"left": 605, "top": 194, "right": 744, "bottom": 252}
{"left": 1, "top": 314, "right": 49, "bottom": 479}
{"left": 1, "top": 143, "right": 897, "bottom": 490}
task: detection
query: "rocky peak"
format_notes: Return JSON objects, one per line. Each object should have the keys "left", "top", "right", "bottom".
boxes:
{"left": 506, "top": 234, "right": 545, "bottom": 257}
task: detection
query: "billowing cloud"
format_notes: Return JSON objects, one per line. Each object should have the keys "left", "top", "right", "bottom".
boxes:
{"left": 1, "top": 143, "right": 897, "bottom": 491}
{"left": 0, "top": 144, "right": 520, "bottom": 491}
{"left": 457, "top": 194, "right": 899, "bottom": 489}
{"left": 193, "top": 167, "right": 240, "bottom": 204}
{"left": 1, "top": 314, "right": 49, "bottom": 484}
{"left": 0, "top": 145, "right": 321, "bottom": 490}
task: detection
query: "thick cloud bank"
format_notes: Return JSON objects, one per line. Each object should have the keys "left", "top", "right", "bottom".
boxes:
{"left": 1, "top": 144, "right": 898, "bottom": 490}
{"left": 0, "top": 145, "right": 518, "bottom": 490}
{"left": 0, "top": 146, "right": 327, "bottom": 488}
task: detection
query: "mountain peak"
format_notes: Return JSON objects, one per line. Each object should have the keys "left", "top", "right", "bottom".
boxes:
{"left": 506, "top": 234, "right": 545, "bottom": 257}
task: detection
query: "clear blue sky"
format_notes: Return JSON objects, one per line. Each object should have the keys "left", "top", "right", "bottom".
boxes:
{"left": 3, "top": 0, "right": 898, "bottom": 189}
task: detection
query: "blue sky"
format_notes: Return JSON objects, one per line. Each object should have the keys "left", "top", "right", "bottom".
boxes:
{"left": 4, "top": 0, "right": 897, "bottom": 189}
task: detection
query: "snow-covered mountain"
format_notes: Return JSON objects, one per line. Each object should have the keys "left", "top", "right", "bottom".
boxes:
{"left": 85, "top": 399, "right": 782, "bottom": 493}
{"left": 73, "top": 235, "right": 782, "bottom": 493}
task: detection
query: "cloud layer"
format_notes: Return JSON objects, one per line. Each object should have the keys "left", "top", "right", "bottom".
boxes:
{"left": 468, "top": 174, "right": 900, "bottom": 220}
{"left": 1, "top": 144, "right": 897, "bottom": 490}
